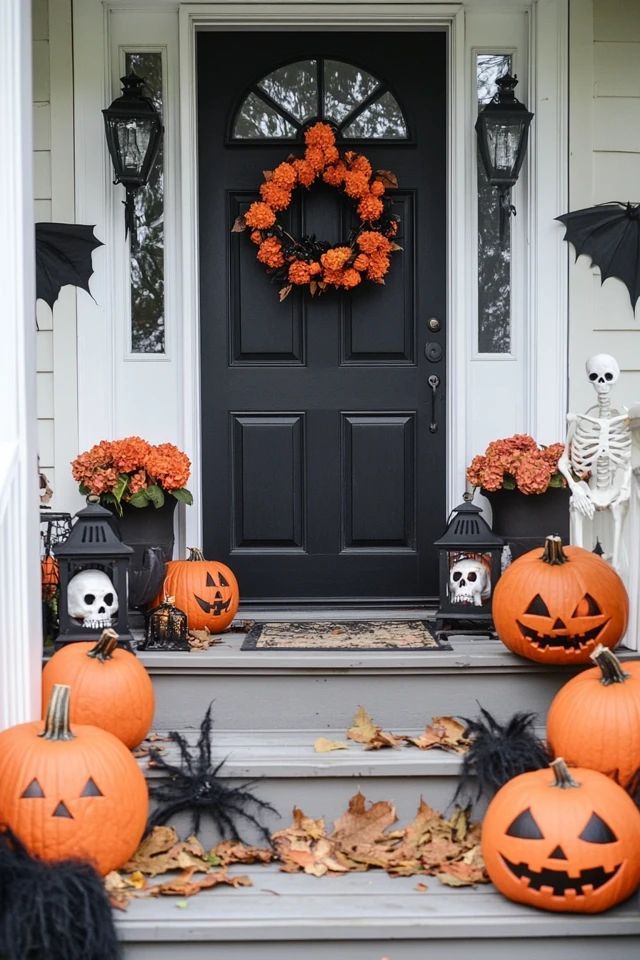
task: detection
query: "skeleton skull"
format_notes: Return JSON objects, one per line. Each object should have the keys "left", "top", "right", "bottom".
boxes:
{"left": 586, "top": 354, "right": 620, "bottom": 395}
{"left": 67, "top": 569, "right": 118, "bottom": 628}
{"left": 449, "top": 558, "right": 490, "bottom": 606}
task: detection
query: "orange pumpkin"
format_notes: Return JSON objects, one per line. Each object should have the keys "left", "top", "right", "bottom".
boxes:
{"left": 482, "top": 758, "right": 640, "bottom": 913}
{"left": 41, "top": 554, "right": 59, "bottom": 601}
{"left": 0, "top": 684, "right": 148, "bottom": 875}
{"left": 42, "top": 629, "right": 155, "bottom": 749}
{"left": 493, "top": 535, "right": 628, "bottom": 664}
{"left": 154, "top": 548, "right": 239, "bottom": 632}
{"left": 547, "top": 644, "right": 640, "bottom": 789}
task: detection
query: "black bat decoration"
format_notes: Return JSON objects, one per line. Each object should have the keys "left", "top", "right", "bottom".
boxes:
{"left": 556, "top": 202, "right": 640, "bottom": 310}
{"left": 454, "top": 706, "right": 551, "bottom": 808}
{"left": 36, "top": 222, "right": 103, "bottom": 309}
{"left": 0, "top": 827, "right": 121, "bottom": 960}
{"left": 147, "top": 704, "right": 278, "bottom": 843}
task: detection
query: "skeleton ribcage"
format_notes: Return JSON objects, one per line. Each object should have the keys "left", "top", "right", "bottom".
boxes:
{"left": 571, "top": 416, "right": 631, "bottom": 484}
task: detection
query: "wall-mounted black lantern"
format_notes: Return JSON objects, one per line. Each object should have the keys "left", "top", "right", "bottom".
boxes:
{"left": 102, "top": 72, "right": 163, "bottom": 246}
{"left": 53, "top": 499, "right": 134, "bottom": 650}
{"left": 433, "top": 497, "right": 504, "bottom": 637}
{"left": 475, "top": 73, "right": 533, "bottom": 239}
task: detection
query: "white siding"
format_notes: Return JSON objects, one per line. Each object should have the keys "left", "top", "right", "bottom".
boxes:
{"left": 569, "top": 0, "right": 640, "bottom": 414}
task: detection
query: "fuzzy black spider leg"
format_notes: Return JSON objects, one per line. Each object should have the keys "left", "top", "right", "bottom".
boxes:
{"left": 218, "top": 800, "right": 274, "bottom": 846}
{"left": 147, "top": 797, "right": 197, "bottom": 832}
{"left": 195, "top": 703, "right": 214, "bottom": 772}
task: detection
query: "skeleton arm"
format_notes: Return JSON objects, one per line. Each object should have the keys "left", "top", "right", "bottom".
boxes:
{"left": 557, "top": 415, "right": 596, "bottom": 518}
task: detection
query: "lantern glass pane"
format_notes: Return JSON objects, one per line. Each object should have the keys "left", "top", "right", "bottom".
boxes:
{"left": 115, "top": 118, "right": 152, "bottom": 175}
{"left": 125, "top": 52, "right": 165, "bottom": 354}
{"left": 485, "top": 117, "right": 525, "bottom": 175}
{"left": 476, "top": 53, "right": 512, "bottom": 355}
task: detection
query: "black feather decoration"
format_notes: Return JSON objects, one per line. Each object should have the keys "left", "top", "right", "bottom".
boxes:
{"left": 147, "top": 704, "right": 278, "bottom": 843}
{"left": 0, "top": 826, "right": 120, "bottom": 960}
{"left": 454, "top": 706, "right": 551, "bottom": 807}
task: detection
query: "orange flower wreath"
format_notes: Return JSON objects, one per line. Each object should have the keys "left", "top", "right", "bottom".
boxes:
{"left": 231, "top": 122, "right": 402, "bottom": 299}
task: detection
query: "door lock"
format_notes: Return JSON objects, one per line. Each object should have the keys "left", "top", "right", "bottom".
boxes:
{"left": 428, "top": 374, "right": 440, "bottom": 434}
{"left": 427, "top": 317, "right": 441, "bottom": 332}
{"left": 425, "top": 342, "right": 443, "bottom": 363}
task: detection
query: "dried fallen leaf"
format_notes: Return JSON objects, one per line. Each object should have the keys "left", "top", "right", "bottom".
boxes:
{"left": 375, "top": 169, "right": 399, "bottom": 189}
{"left": 314, "top": 737, "right": 348, "bottom": 753}
{"left": 346, "top": 706, "right": 402, "bottom": 750}
{"left": 415, "top": 881, "right": 429, "bottom": 892}
{"left": 212, "top": 840, "right": 273, "bottom": 866}
{"left": 272, "top": 807, "right": 347, "bottom": 877}
{"left": 231, "top": 215, "right": 247, "bottom": 233}
{"left": 263, "top": 169, "right": 273, "bottom": 181}
{"left": 405, "top": 716, "right": 470, "bottom": 753}
{"left": 188, "top": 627, "right": 224, "bottom": 650}
{"left": 279, "top": 284, "right": 293, "bottom": 302}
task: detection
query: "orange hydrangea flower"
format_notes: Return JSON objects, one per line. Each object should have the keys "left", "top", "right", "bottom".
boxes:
{"left": 370, "top": 180, "right": 385, "bottom": 197}
{"left": 271, "top": 162, "right": 297, "bottom": 190}
{"left": 321, "top": 247, "right": 352, "bottom": 272}
{"left": 340, "top": 268, "right": 362, "bottom": 289}
{"left": 344, "top": 171, "right": 370, "bottom": 199}
{"left": 323, "top": 162, "right": 346, "bottom": 187}
{"left": 259, "top": 181, "right": 292, "bottom": 211}
{"left": 257, "top": 237, "right": 285, "bottom": 268}
{"left": 145, "top": 443, "right": 191, "bottom": 492}
{"left": 357, "top": 194, "right": 384, "bottom": 222}
{"left": 304, "top": 122, "right": 336, "bottom": 149}
{"left": 289, "top": 260, "right": 314, "bottom": 285}
{"left": 309, "top": 261, "right": 322, "bottom": 276}
{"left": 305, "top": 145, "right": 326, "bottom": 172}
{"left": 245, "top": 202, "right": 276, "bottom": 229}
{"left": 322, "top": 145, "right": 340, "bottom": 166}
{"left": 293, "top": 158, "right": 316, "bottom": 188}
{"left": 357, "top": 231, "right": 392, "bottom": 255}
{"left": 351, "top": 154, "right": 373, "bottom": 179}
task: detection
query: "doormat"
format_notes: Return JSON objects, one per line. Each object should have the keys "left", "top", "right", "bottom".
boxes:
{"left": 241, "top": 620, "right": 450, "bottom": 651}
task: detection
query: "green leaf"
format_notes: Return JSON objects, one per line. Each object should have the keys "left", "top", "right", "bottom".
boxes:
{"left": 501, "top": 475, "right": 517, "bottom": 490}
{"left": 175, "top": 900, "right": 189, "bottom": 909}
{"left": 101, "top": 492, "right": 122, "bottom": 516}
{"left": 145, "top": 484, "right": 165, "bottom": 509}
{"left": 79, "top": 482, "right": 90, "bottom": 495}
{"left": 171, "top": 487, "right": 193, "bottom": 506}
{"left": 548, "top": 474, "right": 566, "bottom": 489}
{"left": 113, "top": 473, "right": 130, "bottom": 504}
{"left": 127, "top": 490, "right": 151, "bottom": 508}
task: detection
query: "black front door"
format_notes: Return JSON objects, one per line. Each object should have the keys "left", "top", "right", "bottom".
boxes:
{"left": 197, "top": 32, "right": 446, "bottom": 603}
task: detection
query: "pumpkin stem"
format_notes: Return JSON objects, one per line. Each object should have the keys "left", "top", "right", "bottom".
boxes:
{"left": 187, "top": 547, "right": 205, "bottom": 562}
{"left": 541, "top": 535, "right": 569, "bottom": 565}
{"left": 590, "top": 643, "right": 630, "bottom": 685}
{"left": 86, "top": 628, "right": 120, "bottom": 661}
{"left": 40, "top": 684, "right": 75, "bottom": 741}
{"left": 550, "top": 757, "right": 580, "bottom": 789}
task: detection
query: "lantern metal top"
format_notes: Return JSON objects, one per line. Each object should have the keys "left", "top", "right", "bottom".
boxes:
{"left": 53, "top": 500, "right": 134, "bottom": 559}
{"left": 433, "top": 500, "right": 504, "bottom": 551}
{"left": 475, "top": 73, "right": 534, "bottom": 191}
{"left": 102, "top": 72, "right": 163, "bottom": 190}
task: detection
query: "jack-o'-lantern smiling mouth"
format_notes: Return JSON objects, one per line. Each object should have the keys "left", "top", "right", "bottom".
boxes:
{"left": 501, "top": 855, "right": 620, "bottom": 896}
{"left": 515, "top": 593, "right": 609, "bottom": 651}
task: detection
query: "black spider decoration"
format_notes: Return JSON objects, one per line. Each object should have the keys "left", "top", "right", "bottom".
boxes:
{"left": 454, "top": 706, "right": 551, "bottom": 808}
{"left": 147, "top": 704, "right": 278, "bottom": 843}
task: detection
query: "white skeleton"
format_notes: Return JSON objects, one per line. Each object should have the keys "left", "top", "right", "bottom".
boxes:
{"left": 67, "top": 569, "right": 119, "bottom": 629}
{"left": 557, "top": 354, "right": 632, "bottom": 571}
{"left": 449, "top": 557, "right": 490, "bottom": 606}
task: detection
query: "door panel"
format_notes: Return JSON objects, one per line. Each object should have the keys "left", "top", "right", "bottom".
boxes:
{"left": 198, "top": 32, "right": 446, "bottom": 602}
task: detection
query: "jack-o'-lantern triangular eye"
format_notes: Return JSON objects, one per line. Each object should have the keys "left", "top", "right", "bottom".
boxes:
{"left": 506, "top": 808, "right": 544, "bottom": 839}
{"left": 572, "top": 594, "right": 601, "bottom": 617}
{"left": 80, "top": 777, "right": 103, "bottom": 797}
{"left": 21, "top": 778, "right": 45, "bottom": 798}
{"left": 206, "top": 572, "right": 216, "bottom": 587}
{"left": 219, "top": 572, "right": 229, "bottom": 587}
{"left": 526, "top": 594, "right": 551, "bottom": 617}
{"left": 579, "top": 813, "right": 617, "bottom": 843}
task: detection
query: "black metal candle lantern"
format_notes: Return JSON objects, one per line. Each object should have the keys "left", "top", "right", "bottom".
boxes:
{"left": 142, "top": 596, "right": 189, "bottom": 651}
{"left": 475, "top": 73, "right": 533, "bottom": 238}
{"left": 102, "top": 72, "right": 163, "bottom": 245}
{"left": 53, "top": 499, "right": 134, "bottom": 650}
{"left": 433, "top": 498, "right": 504, "bottom": 636}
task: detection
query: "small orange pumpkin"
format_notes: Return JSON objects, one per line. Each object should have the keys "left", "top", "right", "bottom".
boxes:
{"left": 154, "top": 548, "right": 239, "bottom": 632}
{"left": 493, "top": 535, "right": 628, "bottom": 664}
{"left": 547, "top": 644, "right": 640, "bottom": 789}
{"left": 42, "top": 629, "right": 155, "bottom": 749}
{"left": 41, "top": 554, "right": 59, "bottom": 601}
{"left": 0, "top": 684, "right": 148, "bottom": 875}
{"left": 482, "top": 758, "right": 640, "bottom": 913}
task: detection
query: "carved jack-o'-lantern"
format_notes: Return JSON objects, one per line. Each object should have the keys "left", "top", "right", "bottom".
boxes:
{"left": 493, "top": 535, "right": 628, "bottom": 664}
{"left": 0, "top": 684, "right": 148, "bottom": 875}
{"left": 482, "top": 759, "right": 640, "bottom": 913}
{"left": 153, "top": 548, "right": 240, "bottom": 632}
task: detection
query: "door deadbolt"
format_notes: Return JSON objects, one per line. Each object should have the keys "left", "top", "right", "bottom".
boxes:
{"left": 427, "top": 317, "right": 441, "bottom": 332}
{"left": 425, "top": 342, "right": 443, "bottom": 362}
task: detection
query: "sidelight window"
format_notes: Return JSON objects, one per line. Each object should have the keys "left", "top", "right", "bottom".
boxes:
{"left": 231, "top": 58, "right": 409, "bottom": 141}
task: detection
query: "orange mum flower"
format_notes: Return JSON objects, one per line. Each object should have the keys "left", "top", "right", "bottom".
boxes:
{"left": 357, "top": 194, "right": 384, "bottom": 222}
{"left": 309, "top": 261, "right": 322, "bottom": 276}
{"left": 370, "top": 180, "right": 385, "bottom": 197}
{"left": 245, "top": 202, "right": 276, "bottom": 229}
{"left": 321, "top": 246, "right": 352, "bottom": 272}
{"left": 353, "top": 253, "right": 370, "bottom": 272}
{"left": 304, "top": 122, "right": 336, "bottom": 149}
{"left": 250, "top": 230, "right": 263, "bottom": 245}
{"left": 289, "top": 260, "right": 314, "bottom": 285}
{"left": 357, "top": 231, "right": 392, "bottom": 254}
{"left": 305, "top": 145, "right": 326, "bottom": 172}
{"left": 259, "top": 181, "right": 292, "bottom": 211}
{"left": 339, "top": 268, "right": 362, "bottom": 289}
{"left": 323, "top": 145, "right": 340, "bottom": 166}
{"left": 366, "top": 252, "right": 390, "bottom": 282}
{"left": 271, "top": 162, "right": 297, "bottom": 190}
{"left": 293, "top": 158, "right": 316, "bottom": 188}
{"left": 323, "top": 162, "right": 346, "bottom": 187}
{"left": 351, "top": 154, "right": 373, "bottom": 179}
{"left": 257, "top": 237, "right": 285, "bottom": 268}
{"left": 322, "top": 268, "right": 346, "bottom": 288}
{"left": 344, "top": 171, "right": 370, "bottom": 199}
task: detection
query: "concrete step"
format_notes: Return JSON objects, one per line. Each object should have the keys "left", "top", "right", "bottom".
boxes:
{"left": 140, "top": 634, "right": 586, "bottom": 731}
{"left": 117, "top": 864, "right": 640, "bottom": 959}
{"left": 140, "top": 728, "right": 474, "bottom": 843}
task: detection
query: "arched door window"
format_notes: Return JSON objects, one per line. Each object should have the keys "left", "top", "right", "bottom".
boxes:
{"left": 230, "top": 58, "right": 409, "bottom": 141}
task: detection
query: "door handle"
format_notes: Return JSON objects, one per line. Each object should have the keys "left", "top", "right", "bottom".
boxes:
{"left": 428, "top": 374, "right": 440, "bottom": 434}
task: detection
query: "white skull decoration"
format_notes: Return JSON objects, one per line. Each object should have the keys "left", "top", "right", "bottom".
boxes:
{"left": 586, "top": 354, "right": 620, "bottom": 395}
{"left": 449, "top": 557, "right": 490, "bottom": 606}
{"left": 67, "top": 569, "right": 119, "bottom": 629}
